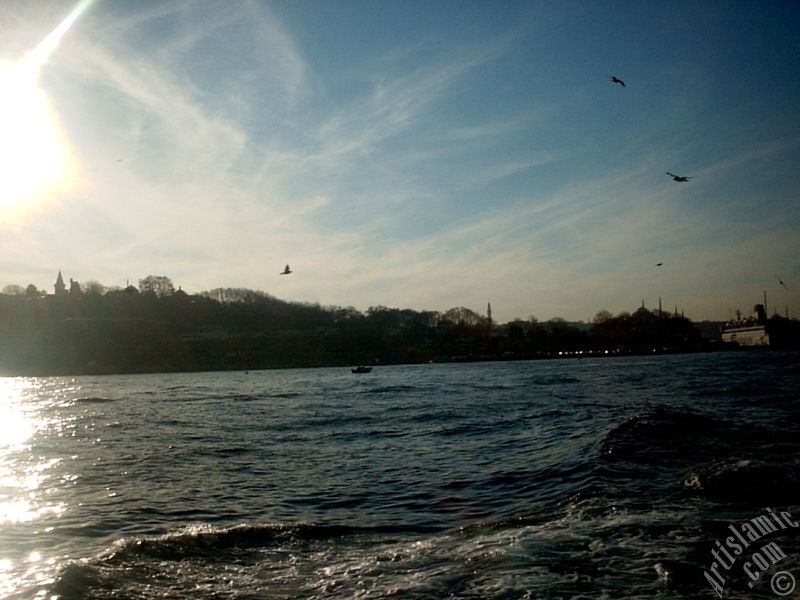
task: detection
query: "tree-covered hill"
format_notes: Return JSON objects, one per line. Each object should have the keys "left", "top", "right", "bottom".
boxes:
{"left": 0, "top": 278, "right": 721, "bottom": 375}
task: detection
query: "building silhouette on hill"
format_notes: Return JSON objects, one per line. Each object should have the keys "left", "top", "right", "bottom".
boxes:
{"left": 54, "top": 271, "right": 67, "bottom": 296}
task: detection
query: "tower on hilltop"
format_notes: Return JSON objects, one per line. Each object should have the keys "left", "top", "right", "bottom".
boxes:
{"left": 54, "top": 271, "right": 67, "bottom": 295}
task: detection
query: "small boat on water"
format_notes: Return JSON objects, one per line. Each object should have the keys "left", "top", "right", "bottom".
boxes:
{"left": 351, "top": 366, "right": 373, "bottom": 373}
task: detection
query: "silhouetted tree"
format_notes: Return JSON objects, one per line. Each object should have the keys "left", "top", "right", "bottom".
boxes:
{"left": 508, "top": 321, "right": 525, "bottom": 340}
{"left": 139, "top": 275, "right": 175, "bottom": 297}
{"left": 83, "top": 281, "right": 106, "bottom": 296}
{"left": 25, "top": 284, "right": 42, "bottom": 299}
{"left": 442, "top": 306, "right": 485, "bottom": 327}
{"left": 332, "top": 306, "right": 363, "bottom": 322}
{"left": 593, "top": 310, "right": 613, "bottom": 324}
{"left": 2, "top": 284, "right": 25, "bottom": 296}
{"left": 202, "top": 288, "right": 276, "bottom": 304}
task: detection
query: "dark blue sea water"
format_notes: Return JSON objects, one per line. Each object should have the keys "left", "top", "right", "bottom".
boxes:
{"left": 1, "top": 351, "right": 799, "bottom": 599}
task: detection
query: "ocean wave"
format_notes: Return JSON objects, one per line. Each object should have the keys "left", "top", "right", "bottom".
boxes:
{"left": 362, "top": 384, "right": 420, "bottom": 395}
{"left": 264, "top": 391, "right": 303, "bottom": 399}
{"left": 436, "top": 418, "right": 520, "bottom": 438}
{"left": 74, "top": 396, "right": 116, "bottom": 404}
{"left": 70, "top": 522, "right": 439, "bottom": 564}
{"left": 49, "top": 515, "right": 669, "bottom": 600}
{"left": 684, "top": 458, "right": 800, "bottom": 504}
{"left": 535, "top": 375, "right": 580, "bottom": 385}
{"left": 48, "top": 521, "right": 447, "bottom": 599}
{"left": 600, "top": 407, "right": 735, "bottom": 463}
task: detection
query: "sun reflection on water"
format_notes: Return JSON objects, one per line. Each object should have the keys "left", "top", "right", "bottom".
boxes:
{"left": 0, "top": 377, "right": 69, "bottom": 597}
{"left": 0, "top": 379, "right": 36, "bottom": 450}
{"left": 0, "top": 379, "right": 60, "bottom": 525}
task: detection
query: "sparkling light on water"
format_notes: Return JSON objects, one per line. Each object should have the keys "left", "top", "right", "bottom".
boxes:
{"left": 0, "top": 378, "right": 35, "bottom": 449}
{"left": 0, "top": 378, "right": 67, "bottom": 597}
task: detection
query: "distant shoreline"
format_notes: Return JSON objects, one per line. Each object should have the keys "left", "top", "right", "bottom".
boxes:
{"left": 2, "top": 289, "right": 795, "bottom": 378}
{"left": 0, "top": 342, "right": 748, "bottom": 378}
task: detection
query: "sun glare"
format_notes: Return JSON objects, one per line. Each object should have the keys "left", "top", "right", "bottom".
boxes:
{"left": 0, "top": 378, "right": 35, "bottom": 449}
{"left": 0, "top": 61, "right": 70, "bottom": 213}
{"left": 0, "top": 0, "right": 94, "bottom": 215}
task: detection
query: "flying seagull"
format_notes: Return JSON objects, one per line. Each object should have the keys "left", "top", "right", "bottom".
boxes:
{"left": 667, "top": 172, "right": 693, "bottom": 182}
{"left": 609, "top": 76, "right": 625, "bottom": 87}
{"left": 776, "top": 275, "right": 789, "bottom": 290}
{"left": 280, "top": 264, "right": 292, "bottom": 275}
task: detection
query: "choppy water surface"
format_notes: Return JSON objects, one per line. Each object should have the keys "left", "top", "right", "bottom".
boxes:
{"left": 1, "top": 351, "right": 799, "bottom": 598}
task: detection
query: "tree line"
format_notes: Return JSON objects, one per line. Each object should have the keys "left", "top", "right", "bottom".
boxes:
{"left": 0, "top": 275, "right": 715, "bottom": 375}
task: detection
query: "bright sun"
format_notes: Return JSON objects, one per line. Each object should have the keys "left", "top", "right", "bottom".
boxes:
{"left": 0, "top": 60, "right": 69, "bottom": 212}
{"left": 0, "top": 0, "right": 95, "bottom": 214}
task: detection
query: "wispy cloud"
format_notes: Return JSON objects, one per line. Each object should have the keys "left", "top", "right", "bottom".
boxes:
{"left": 1, "top": 1, "right": 797, "bottom": 321}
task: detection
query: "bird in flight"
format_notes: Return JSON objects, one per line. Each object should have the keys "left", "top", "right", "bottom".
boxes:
{"left": 656, "top": 262, "right": 663, "bottom": 267}
{"left": 280, "top": 264, "right": 292, "bottom": 275}
{"left": 667, "top": 172, "right": 693, "bottom": 182}
{"left": 776, "top": 275, "right": 788, "bottom": 290}
{"left": 609, "top": 76, "right": 625, "bottom": 87}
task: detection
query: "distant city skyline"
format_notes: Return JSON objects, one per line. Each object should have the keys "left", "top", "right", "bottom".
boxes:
{"left": 1, "top": 1, "right": 798, "bottom": 323}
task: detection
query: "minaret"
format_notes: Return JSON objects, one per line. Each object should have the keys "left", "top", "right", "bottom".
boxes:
{"left": 54, "top": 271, "right": 66, "bottom": 295}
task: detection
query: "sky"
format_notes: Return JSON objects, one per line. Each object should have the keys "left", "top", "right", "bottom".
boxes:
{"left": 0, "top": 0, "right": 798, "bottom": 323}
